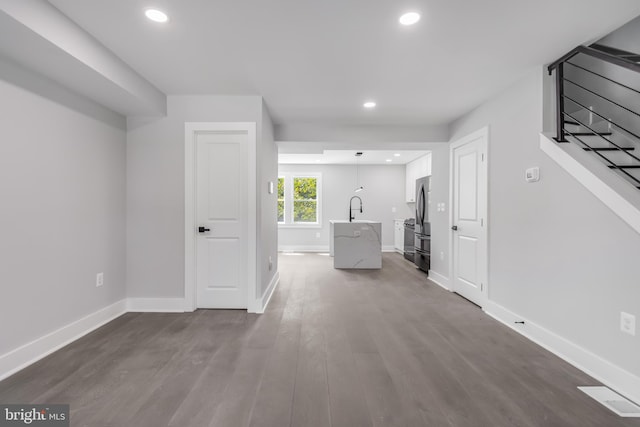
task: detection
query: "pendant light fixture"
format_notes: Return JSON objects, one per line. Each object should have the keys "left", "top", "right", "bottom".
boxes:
{"left": 354, "top": 152, "right": 364, "bottom": 192}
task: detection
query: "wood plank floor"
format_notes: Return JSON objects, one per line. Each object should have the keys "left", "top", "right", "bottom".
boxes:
{"left": 1, "top": 253, "right": 638, "bottom": 427}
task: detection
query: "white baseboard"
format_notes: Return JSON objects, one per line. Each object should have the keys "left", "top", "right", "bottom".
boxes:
{"left": 484, "top": 300, "right": 640, "bottom": 406}
{"left": 257, "top": 271, "right": 280, "bottom": 314}
{"left": 428, "top": 270, "right": 451, "bottom": 291}
{"left": 127, "top": 298, "right": 185, "bottom": 313}
{"left": 279, "top": 245, "right": 397, "bottom": 253}
{"left": 0, "top": 299, "right": 127, "bottom": 381}
{"left": 278, "top": 245, "right": 328, "bottom": 253}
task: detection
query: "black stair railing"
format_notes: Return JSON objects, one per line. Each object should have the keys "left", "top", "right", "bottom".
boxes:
{"left": 548, "top": 44, "right": 640, "bottom": 188}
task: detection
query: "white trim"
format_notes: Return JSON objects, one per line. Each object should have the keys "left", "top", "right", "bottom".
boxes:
{"left": 449, "top": 126, "right": 489, "bottom": 307}
{"left": 540, "top": 133, "right": 640, "bottom": 235}
{"left": 277, "top": 245, "right": 395, "bottom": 253}
{"left": 278, "top": 245, "right": 329, "bottom": 253}
{"left": 0, "top": 299, "right": 127, "bottom": 381}
{"left": 428, "top": 270, "right": 452, "bottom": 291}
{"left": 485, "top": 300, "right": 640, "bottom": 407}
{"left": 127, "top": 298, "right": 185, "bottom": 313}
{"left": 257, "top": 271, "right": 280, "bottom": 314}
{"left": 279, "top": 172, "right": 323, "bottom": 227}
{"left": 184, "top": 122, "right": 259, "bottom": 313}
{"left": 578, "top": 386, "right": 640, "bottom": 417}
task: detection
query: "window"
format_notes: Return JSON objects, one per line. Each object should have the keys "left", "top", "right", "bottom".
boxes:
{"left": 277, "top": 177, "right": 285, "bottom": 223}
{"left": 293, "top": 177, "right": 318, "bottom": 223}
{"left": 278, "top": 173, "right": 321, "bottom": 227}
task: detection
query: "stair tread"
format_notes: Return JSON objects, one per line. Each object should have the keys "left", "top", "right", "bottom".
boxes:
{"left": 582, "top": 147, "right": 635, "bottom": 151}
{"left": 566, "top": 132, "right": 613, "bottom": 136}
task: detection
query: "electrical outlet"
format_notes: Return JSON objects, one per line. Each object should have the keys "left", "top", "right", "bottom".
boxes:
{"left": 96, "top": 272, "right": 104, "bottom": 287}
{"left": 440, "top": 251, "right": 444, "bottom": 260}
{"left": 391, "top": 207, "right": 397, "bottom": 213}
{"left": 621, "top": 312, "right": 636, "bottom": 336}
{"left": 315, "top": 232, "right": 320, "bottom": 238}
{"left": 268, "top": 256, "right": 273, "bottom": 271}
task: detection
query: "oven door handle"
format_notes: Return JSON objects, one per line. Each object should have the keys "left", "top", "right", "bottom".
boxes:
{"left": 415, "top": 234, "right": 430, "bottom": 240}
{"left": 415, "top": 248, "right": 430, "bottom": 255}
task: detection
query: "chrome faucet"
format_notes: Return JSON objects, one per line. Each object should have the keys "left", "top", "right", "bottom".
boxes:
{"left": 349, "top": 196, "right": 363, "bottom": 222}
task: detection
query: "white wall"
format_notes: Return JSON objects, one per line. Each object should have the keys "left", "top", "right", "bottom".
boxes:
{"left": 278, "top": 164, "right": 413, "bottom": 251}
{"left": 126, "top": 95, "right": 277, "bottom": 302}
{"left": 0, "top": 68, "right": 127, "bottom": 356}
{"left": 258, "top": 101, "right": 278, "bottom": 296}
{"left": 449, "top": 67, "right": 640, "bottom": 378}
{"left": 563, "top": 17, "right": 640, "bottom": 139}
{"left": 275, "top": 123, "right": 449, "bottom": 143}
{"left": 426, "top": 145, "right": 450, "bottom": 278}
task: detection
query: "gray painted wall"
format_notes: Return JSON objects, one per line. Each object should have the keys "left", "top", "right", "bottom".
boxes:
{"left": 426, "top": 145, "right": 450, "bottom": 278}
{"left": 449, "top": 67, "right": 640, "bottom": 377}
{"left": 126, "top": 95, "right": 277, "bottom": 301}
{"left": 278, "top": 164, "right": 414, "bottom": 250}
{"left": 563, "top": 17, "right": 640, "bottom": 139}
{"left": 259, "top": 102, "right": 278, "bottom": 296}
{"left": 0, "top": 73, "right": 126, "bottom": 355}
{"left": 275, "top": 123, "right": 449, "bottom": 143}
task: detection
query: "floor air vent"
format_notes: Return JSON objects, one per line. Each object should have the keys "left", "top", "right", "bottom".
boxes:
{"left": 578, "top": 386, "right": 640, "bottom": 417}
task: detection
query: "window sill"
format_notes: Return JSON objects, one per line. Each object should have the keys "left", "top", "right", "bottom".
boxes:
{"left": 278, "top": 224, "right": 322, "bottom": 229}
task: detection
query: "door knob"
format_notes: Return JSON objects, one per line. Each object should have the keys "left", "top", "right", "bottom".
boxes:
{"left": 198, "top": 226, "right": 210, "bottom": 233}
{"left": 451, "top": 225, "right": 458, "bottom": 231}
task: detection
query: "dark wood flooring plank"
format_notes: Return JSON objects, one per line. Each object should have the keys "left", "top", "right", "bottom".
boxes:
{"left": 248, "top": 268, "right": 304, "bottom": 427}
{"left": 289, "top": 274, "right": 332, "bottom": 427}
{"left": 320, "top": 281, "right": 373, "bottom": 427}
{"left": 1, "top": 253, "right": 639, "bottom": 427}
{"left": 353, "top": 352, "right": 407, "bottom": 427}
{"left": 0, "top": 312, "right": 140, "bottom": 403}
{"left": 64, "top": 312, "right": 208, "bottom": 426}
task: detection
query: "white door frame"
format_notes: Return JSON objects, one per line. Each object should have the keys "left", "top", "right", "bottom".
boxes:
{"left": 448, "top": 126, "right": 489, "bottom": 306}
{"left": 184, "top": 122, "right": 258, "bottom": 313}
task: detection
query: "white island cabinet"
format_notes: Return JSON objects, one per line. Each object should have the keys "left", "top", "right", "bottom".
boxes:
{"left": 329, "top": 220, "right": 382, "bottom": 269}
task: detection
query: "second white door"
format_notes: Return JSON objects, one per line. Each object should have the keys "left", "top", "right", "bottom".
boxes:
{"left": 451, "top": 128, "right": 488, "bottom": 307}
{"left": 196, "top": 130, "right": 248, "bottom": 309}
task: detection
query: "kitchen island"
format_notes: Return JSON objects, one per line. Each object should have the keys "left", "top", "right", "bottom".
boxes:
{"left": 329, "top": 220, "right": 382, "bottom": 269}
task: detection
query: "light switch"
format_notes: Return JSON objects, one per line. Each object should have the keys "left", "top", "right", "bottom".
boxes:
{"left": 525, "top": 167, "right": 540, "bottom": 183}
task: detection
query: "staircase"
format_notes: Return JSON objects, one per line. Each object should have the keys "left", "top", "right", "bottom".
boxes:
{"left": 548, "top": 44, "right": 640, "bottom": 189}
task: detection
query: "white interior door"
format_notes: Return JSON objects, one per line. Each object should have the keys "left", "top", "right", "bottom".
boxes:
{"left": 451, "top": 128, "right": 488, "bottom": 307}
{"left": 196, "top": 131, "right": 248, "bottom": 308}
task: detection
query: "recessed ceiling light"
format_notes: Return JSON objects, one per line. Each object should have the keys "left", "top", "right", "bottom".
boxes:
{"left": 399, "top": 12, "right": 420, "bottom": 26}
{"left": 145, "top": 9, "right": 169, "bottom": 23}
{"left": 363, "top": 101, "right": 376, "bottom": 109}
{"left": 394, "top": 153, "right": 401, "bottom": 157}
{"left": 386, "top": 159, "right": 392, "bottom": 162}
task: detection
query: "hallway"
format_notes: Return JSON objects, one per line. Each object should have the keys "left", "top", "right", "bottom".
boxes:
{"left": 0, "top": 253, "right": 636, "bottom": 426}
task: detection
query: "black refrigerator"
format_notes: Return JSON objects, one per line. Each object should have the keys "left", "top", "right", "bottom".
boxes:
{"left": 414, "top": 176, "right": 431, "bottom": 273}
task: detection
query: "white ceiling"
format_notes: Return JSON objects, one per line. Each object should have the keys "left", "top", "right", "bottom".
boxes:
{"left": 46, "top": 0, "right": 640, "bottom": 127}
{"left": 279, "top": 150, "right": 429, "bottom": 165}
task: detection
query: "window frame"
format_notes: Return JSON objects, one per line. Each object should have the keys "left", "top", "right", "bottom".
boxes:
{"left": 277, "top": 176, "right": 285, "bottom": 225}
{"left": 278, "top": 172, "right": 322, "bottom": 228}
